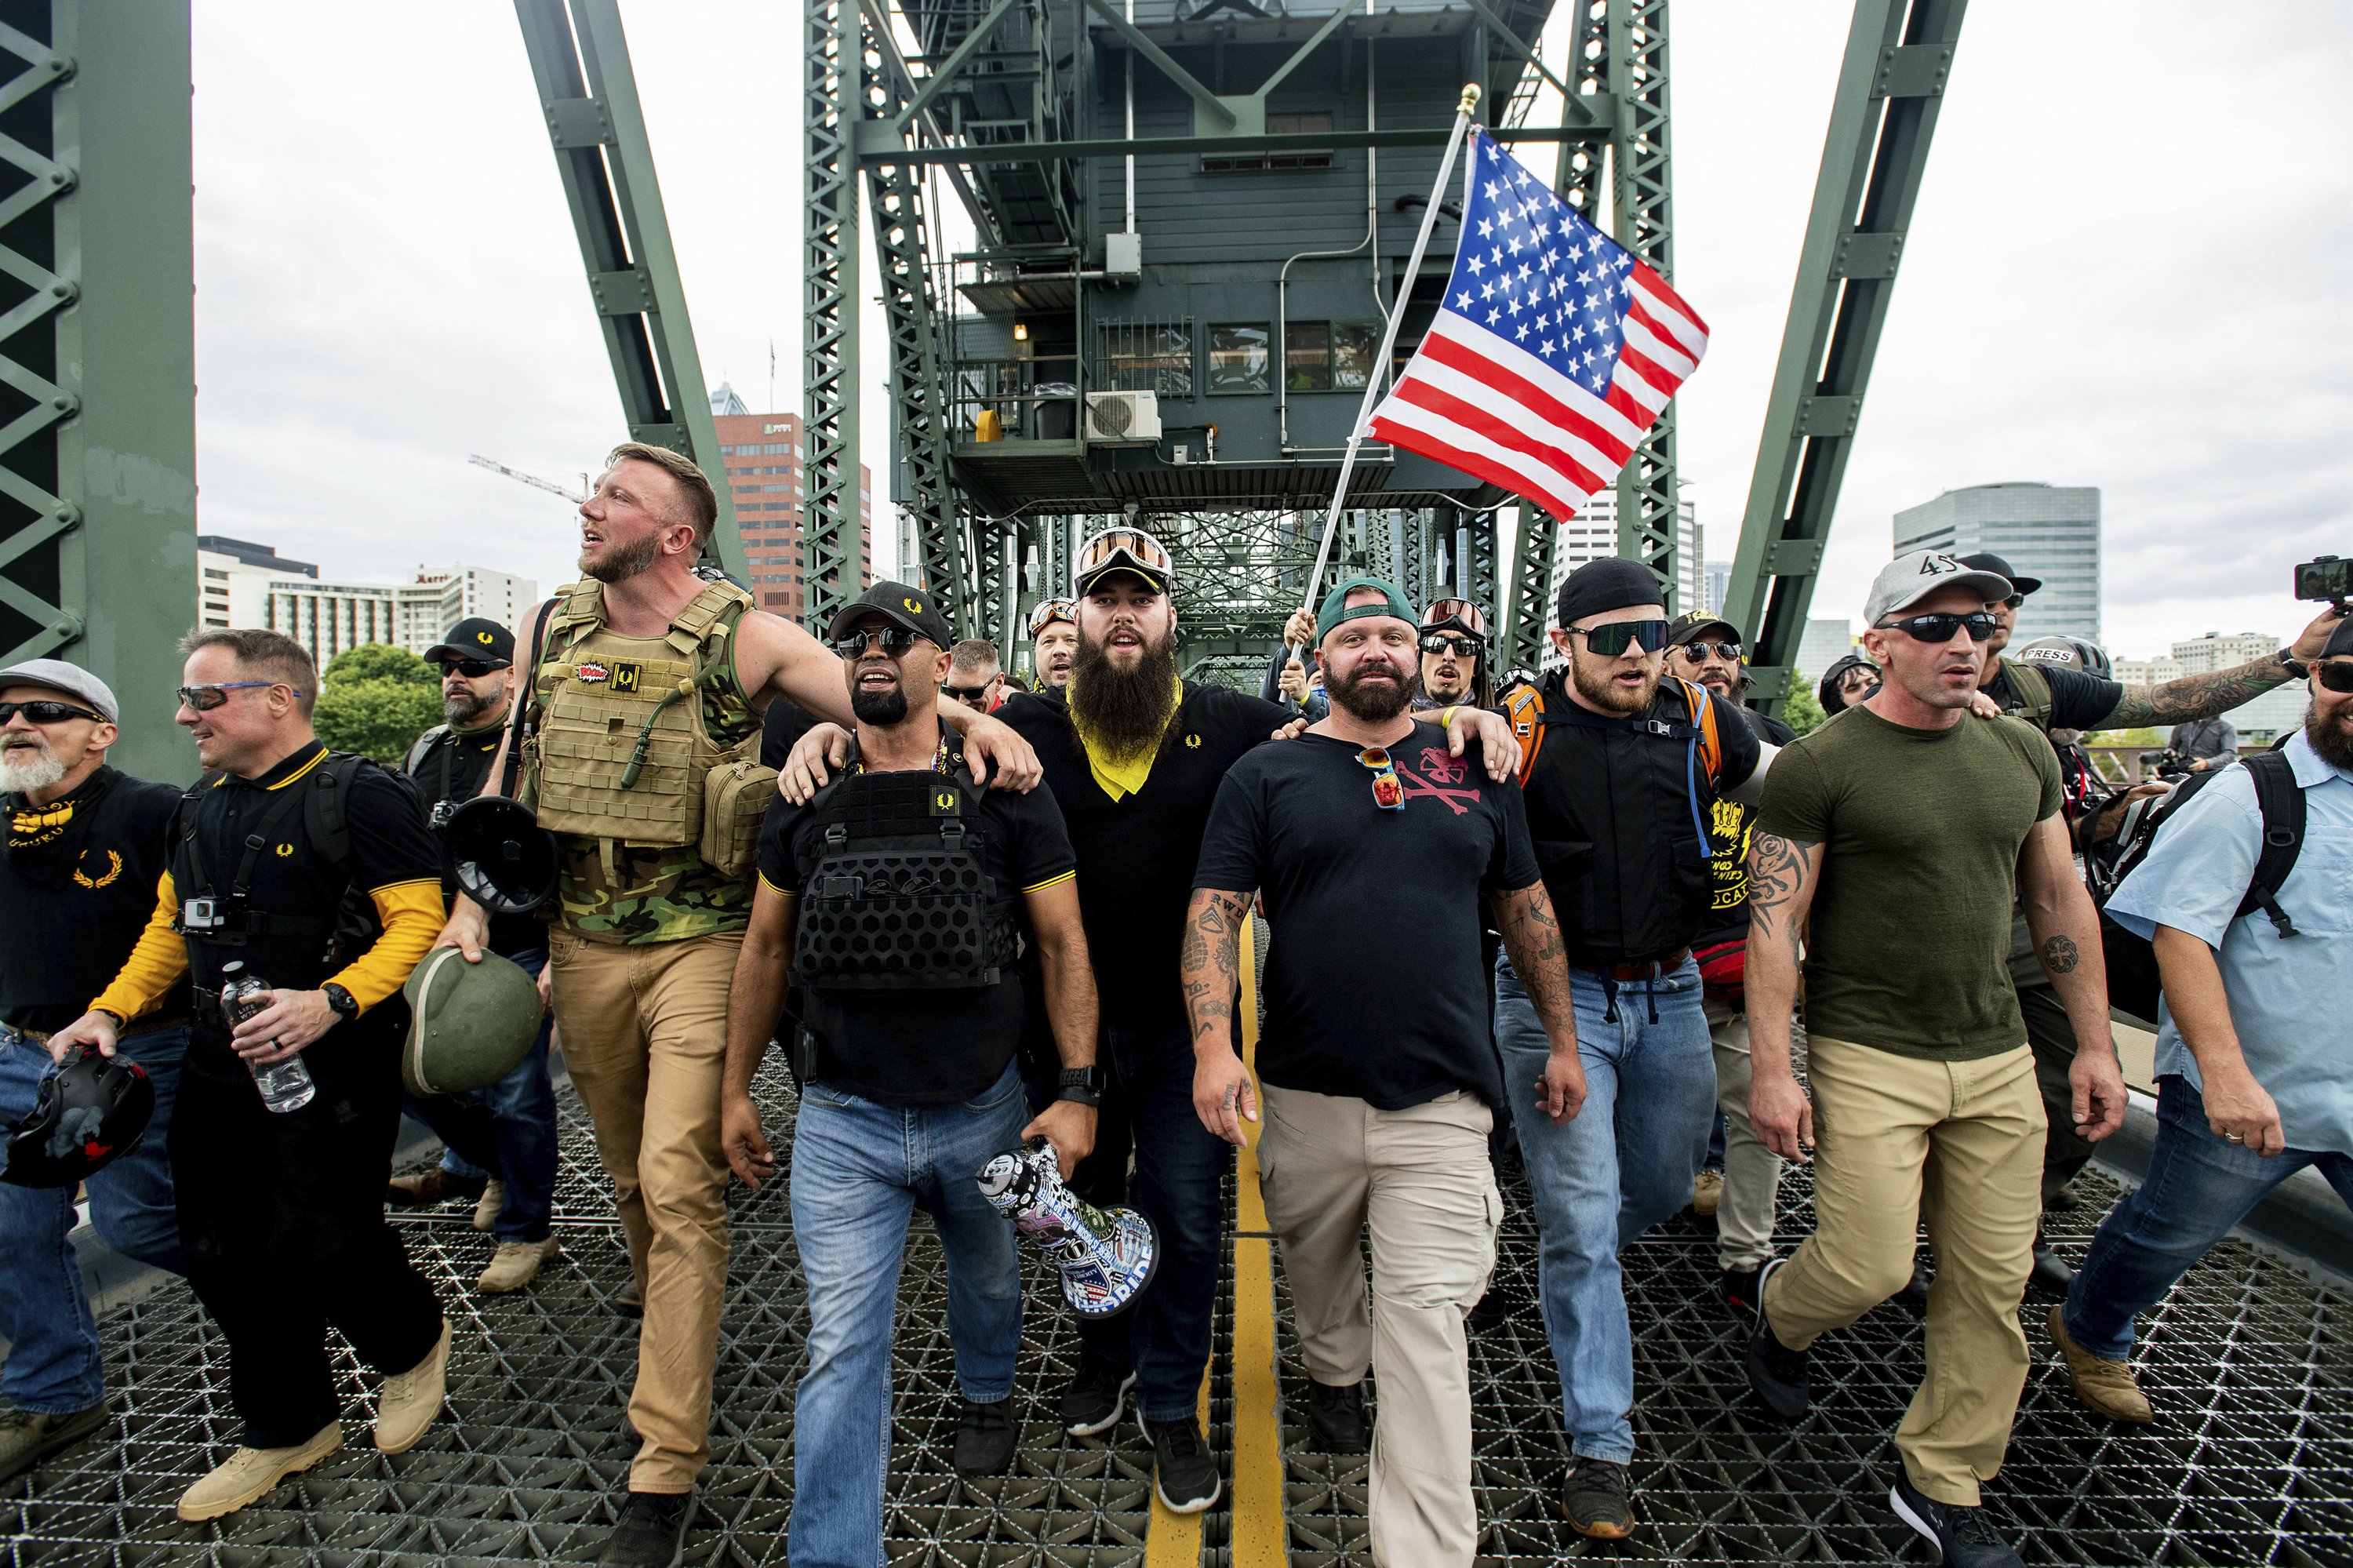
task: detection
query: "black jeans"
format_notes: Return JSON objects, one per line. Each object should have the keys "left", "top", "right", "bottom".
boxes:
{"left": 171, "top": 1024, "right": 444, "bottom": 1448}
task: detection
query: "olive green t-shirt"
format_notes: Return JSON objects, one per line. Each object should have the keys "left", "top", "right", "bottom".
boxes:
{"left": 1756, "top": 706, "right": 2063, "bottom": 1061}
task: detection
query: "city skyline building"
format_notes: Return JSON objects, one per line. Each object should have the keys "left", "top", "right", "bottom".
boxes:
{"left": 198, "top": 534, "right": 535, "bottom": 670}
{"left": 710, "top": 383, "right": 873, "bottom": 621}
{"left": 1893, "top": 481, "right": 2101, "bottom": 643}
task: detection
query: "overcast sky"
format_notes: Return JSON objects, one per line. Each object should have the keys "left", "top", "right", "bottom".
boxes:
{"left": 190, "top": 0, "right": 2351, "bottom": 664}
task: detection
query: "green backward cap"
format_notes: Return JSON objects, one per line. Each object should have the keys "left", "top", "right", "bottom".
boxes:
{"left": 1315, "top": 575, "right": 1417, "bottom": 644}
{"left": 402, "top": 947, "right": 545, "bottom": 1097}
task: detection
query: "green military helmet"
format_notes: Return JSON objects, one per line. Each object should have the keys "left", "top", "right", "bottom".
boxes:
{"left": 401, "top": 946, "right": 544, "bottom": 1097}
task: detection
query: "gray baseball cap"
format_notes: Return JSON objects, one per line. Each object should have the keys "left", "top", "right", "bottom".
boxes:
{"left": 1864, "top": 551, "right": 2014, "bottom": 626}
{"left": 0, "top": 657, "right": 118, "bottom": 722}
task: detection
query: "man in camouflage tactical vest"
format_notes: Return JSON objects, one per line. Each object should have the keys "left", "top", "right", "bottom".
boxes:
{"left": 431, "top": 443, "right": 1042, "bottom": 1568}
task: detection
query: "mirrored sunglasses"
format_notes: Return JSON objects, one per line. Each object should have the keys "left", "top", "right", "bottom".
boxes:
{"left": 175, "top": 682, "right": 276, "bottom": 711}
{"left": 833, "top": 627, "right": 924, "bottom": 659}
{"left": 1875, "top": 611, "right": 1998, "bottom": 645}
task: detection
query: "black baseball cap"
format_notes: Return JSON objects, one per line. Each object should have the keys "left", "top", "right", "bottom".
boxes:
{"left": 827, "top": 580, "right": 955, "bottom": 651}
{"left": 1958, "top": 552, "right": 2043, "bottom": 599}
{"left": 424, "top": 617, "right": 515, "bottom": 666}
{"left": 1666, "top": 611, "right": 1740, "bottom": 647}
{"left": 2322, "top": 620, "right": 2353, "bottom": 660}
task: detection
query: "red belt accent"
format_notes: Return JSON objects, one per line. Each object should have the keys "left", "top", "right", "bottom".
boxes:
{"left": 1580, "top": 948, "right": 1690, "bottom": 984}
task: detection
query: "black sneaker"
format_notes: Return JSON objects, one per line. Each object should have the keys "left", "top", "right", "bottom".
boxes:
{"left": 1720, "top": 1264, "right": 1762, "bottom": 1318}
{"left": 1889, "top": 1473, "right": 2025, "bottom": 1568}
{"left": 1303, "top": 1379, "right": 1369, "bottom": 1453}
{"left": 613, "top": 1275, "right": 644, "bottom": 1319}
{"left": 2045, "top": 1182, "right": 2082, "bottom": 1213}
{"left": 953, "top": 1396, "right": 1017, "bottom": 1475}
{"left": 0, "top": 1403, "right": 107, "bottom": 1486}
{"left": 1142, "top": 1413, "right": 1220, "bottom": 1513}
{"left": 2028, "top": 1234, "right": 2076, "bottom": 1299}
{"left": 1465, "top": 1286, "right": 1509, "bottom": 1335}
{"left": 1562, "top": 1454, "right": 1635, "bottom": 1539}
{"left": 596, "top": 1490, "right": 693, "bottom": 1568}
{"left": 1893, "top": 1253, "right": 1933, "bottom": 1311}
{"left": 1058, "top": 1355, "right": 1136, "bottom": 1437}
{"left": 1744, "top": 1259, "right": 1809, "bottom": 1421}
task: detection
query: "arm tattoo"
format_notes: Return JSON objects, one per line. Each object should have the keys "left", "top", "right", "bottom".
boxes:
{"left": 1745, "top": 831, "right": 1818, "bottom": 960}
{"left": 1181, "top": 890, "right": 1250, "bottom": 1046}
{"left": 2104, "top": 658, "right": 2286, "bottom": 728}
{"left": 2041, "top": 933, "right": 2081, "bottom": 974}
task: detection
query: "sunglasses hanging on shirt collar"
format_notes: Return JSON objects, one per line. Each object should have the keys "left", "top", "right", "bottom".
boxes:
{"left": 1356, "top": 748, "right": 1405, "bottom": 811}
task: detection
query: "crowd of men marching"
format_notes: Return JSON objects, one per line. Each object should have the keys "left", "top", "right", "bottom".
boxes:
{"left": 1, "top": 441, "right": 2346, "bottom": 1568}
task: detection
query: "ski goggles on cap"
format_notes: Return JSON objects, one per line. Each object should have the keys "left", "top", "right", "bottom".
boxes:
{"left": 1420, "top": 598, "right": 1489, "bottom": 637}
{"left": 1027, "top": 597, "right": 1078, "bottom": 636}
{"left": 1075, "top": 528, "right": 1175, "bottom": 593}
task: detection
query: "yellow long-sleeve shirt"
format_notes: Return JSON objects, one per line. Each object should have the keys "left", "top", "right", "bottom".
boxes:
{"left": 92, "top": 870, "right": 446, "bottom": 1023}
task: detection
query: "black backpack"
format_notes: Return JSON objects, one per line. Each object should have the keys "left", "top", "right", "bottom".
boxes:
{"left": 2086, "top": 749, "right": 2305, "bottom": 1024}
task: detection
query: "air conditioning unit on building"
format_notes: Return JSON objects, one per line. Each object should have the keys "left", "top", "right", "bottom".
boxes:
{"left": 1084, "top": 391, "right": 1162, "bottom": 444}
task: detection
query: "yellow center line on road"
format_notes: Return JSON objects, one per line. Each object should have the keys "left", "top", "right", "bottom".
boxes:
{"left": 1146, "top": 911, "right": 1286, "bottom": 1567}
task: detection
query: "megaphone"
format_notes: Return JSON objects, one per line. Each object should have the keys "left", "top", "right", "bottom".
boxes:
{"left": 976, "top": 1141, "right": 1158, "bottom": 1319}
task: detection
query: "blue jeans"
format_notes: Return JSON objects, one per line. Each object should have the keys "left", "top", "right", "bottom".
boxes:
{"left": 1073, "top": 1017, "right": 1232, "bottom": 1424}
{"left": 1494, "top": 953, "right": 1715, "bottom": 1463}
{"left": 401, "top": 948, "right": 560, "bottom": 1242}
{"left": 787, "top": 1058, "right": 1028, "bottom": 1568}
{"left": 0, "top": 1023, "right": 189, "bottom": 1413}
{"left": 2064, "top": 1075, "right": 2353, "bottom": 1360}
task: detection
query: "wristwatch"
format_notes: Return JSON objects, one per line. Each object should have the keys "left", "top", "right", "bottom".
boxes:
{"left": 2277, "top": 647, "right": 2308, "bottom": 679}
{"left": 1056, "top": 1066, "right": 1105, "bottom": 1108}
{"left": 322, "top": 982, "right": 359, "bottom": 1021}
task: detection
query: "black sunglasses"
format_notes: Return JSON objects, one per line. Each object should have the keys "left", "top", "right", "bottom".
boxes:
{"left": 942, "top": 682, "right": 995, "bottom": 704}
{"left": 2318, "top": 660, "right": 2353, "bottom": 694}
{"left": 1566, "top": 619, "right": 1671, "bottom": 657}
{"left": 1676, "top": 640, "right": 1743, "bottom": 663}
{"left": 175, "top": 682, "right": 276, "bottom": 711}
{"left": 833, "top": 628, "right": 923, "bottom": 659}
{"left": 435, "top": 658, "right": 507, "bottom": 678}
{"left": 0, "top": 700, "right": 100, "bottom": 726}
{"left": 1875, "top": 611, "right": 1999, "bottom": 644}
{"left": 1420, "top": 633, "right": 1482, "bottom": 657}
{"left": 2002, "top": 595, "right": 2025, "bottom": 610}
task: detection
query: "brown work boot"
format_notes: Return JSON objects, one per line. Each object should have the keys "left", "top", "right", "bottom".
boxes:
{"left": 374, "top": 1317, "right": 453, "bottom": 1453}
{"left": 1691, "top": 1169, "right": 1723, "bottom": 1218}
{"left": 386, "top": 1166, "right": 487, "bottom": 1208}
{"left": 2046, "top": 1305, "right": 2153, "bottom": 1424}
{"left": 478, "top": 1237, "right": 562, "bottom": 1295}
{"left": 471, "top": 1178, "right": 506, "bottom": 1231}
{"left": 176, "top": 1421, "right": 340, "bottom": 1521}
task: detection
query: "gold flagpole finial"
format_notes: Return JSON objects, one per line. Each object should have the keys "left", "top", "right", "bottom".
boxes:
{"left": 1457, "top": 83, "right": 1482, "bottom": 115}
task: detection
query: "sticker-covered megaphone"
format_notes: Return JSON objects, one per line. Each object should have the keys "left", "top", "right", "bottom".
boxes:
{"left": 976, "top": 1140, "right": 1158, "bottom": 1319}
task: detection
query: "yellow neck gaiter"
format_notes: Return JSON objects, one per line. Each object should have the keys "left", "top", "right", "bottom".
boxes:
{"left": 1068, "top": 675, "right": 1184, "bottom": 802}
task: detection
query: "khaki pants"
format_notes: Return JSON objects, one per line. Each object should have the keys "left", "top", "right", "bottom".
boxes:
{"left": 547, "top": 925, "right": 744, "bottom": 1493}
{"left": 1258, "top": 1085, "right": 1499, "bottom": 1568}
{"left": 1704, "top": 992, "right": 1782, "bottom": 1273}
{"left": 1760, "top": 1036, "right": 2045, "bottom": 1506}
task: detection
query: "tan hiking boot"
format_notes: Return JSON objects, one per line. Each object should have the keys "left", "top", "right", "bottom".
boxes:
{"left": 0, "top": 1404, "right": 107, "bottom": 1486}
{"left": 2047, "top": 1305, "right": 2153, "bottom": 1424}
{"left": 176, "top": 1421, "right": 340, "bottom": 1521}
{"left": 478, "top": 1236, "right": 561, "bottom": 1295}
{"left": 471, "top": 1178, "right": 506, "bottom": 1231}
{"left": 1692, "top": 1169, "right": 1723, "bottom": 1218}
{"left": 375, "top": 1317, "right": 453, "bottom": 1453}
{"left": 386, "top": 1166, "right": 486, "bottom": 1208}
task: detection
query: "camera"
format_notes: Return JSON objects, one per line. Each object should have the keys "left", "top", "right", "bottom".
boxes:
{"left": 2294, "top": 555, "right": 2349, "bottom": 607}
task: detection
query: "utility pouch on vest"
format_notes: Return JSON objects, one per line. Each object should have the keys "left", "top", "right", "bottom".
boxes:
{"left": 792, "top": 769, "right": 1019, "bottom": 993}
{"left": 700, "top": 748, "right": 779, "bottom": 878}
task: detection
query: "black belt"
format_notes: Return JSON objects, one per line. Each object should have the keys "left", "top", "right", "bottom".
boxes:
{"left": 1576, "top": 947, "right": 1691, "bottom": 983}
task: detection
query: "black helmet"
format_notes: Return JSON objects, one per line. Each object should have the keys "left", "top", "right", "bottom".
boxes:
{"left": 2, "top": 1049, "right": 156, "bottom": 1189}
{"left": 446, "top": 795, "right": 558, "bottom": 915}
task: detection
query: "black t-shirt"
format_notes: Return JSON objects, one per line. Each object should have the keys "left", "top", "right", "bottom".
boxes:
{"left": 1194, "top": 723, "right": 1540, "bottom": 1110}
{"left": 1693, "top": 704, "right": 1795, "bottom": 949}
{"left": 177, "top": 743, "right": 441, "bottom": 1059}
{"left": 759, "top": 695, "right": 823, "bottom": 771}
{"left": 1983, "top": 659, "right": 2122, "bottom": 733}
{"left": 996, "top": 682, "right": 1293, "bottom": 1032}
{"left": 1519, "top": 672, "right": 1764, "bottom": 967}
{"left": 2, "top": 767, "right": 188, "bottom": 1034}
{"left": 403, "top": 719, "right": 543, "bottom": 957}
{"left": 757, "top": 756, "right": 1077, "bottom": 1107}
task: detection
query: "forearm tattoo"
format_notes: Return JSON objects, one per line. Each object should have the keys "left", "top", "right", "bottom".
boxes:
{"left": 2104, "top": 658, "right": 2286, "bottom": 728}
{"left": 1746, "top": 831, "right": 1818, "bottom": 962}
{"left": 2041, "top": 933, "right": 2082, "bottom": 975}
{"left": 1181, "top": 890, "right": 1249, "bottom": 1044}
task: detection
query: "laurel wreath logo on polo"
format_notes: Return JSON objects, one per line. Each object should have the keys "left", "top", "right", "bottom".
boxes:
{"left": 73, "top": 848, "right": 122, "bottom": 889}
{"left": 402, "top": 947, "right": 544, "bottom": 1097}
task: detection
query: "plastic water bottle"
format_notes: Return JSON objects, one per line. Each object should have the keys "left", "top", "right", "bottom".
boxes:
{"left": 218, "top": 961, "right": 316, "bottom": 1114}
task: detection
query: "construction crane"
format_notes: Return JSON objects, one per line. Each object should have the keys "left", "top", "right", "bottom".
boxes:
{"left": 468, "top": 453, "right": 588, "bottom": 505}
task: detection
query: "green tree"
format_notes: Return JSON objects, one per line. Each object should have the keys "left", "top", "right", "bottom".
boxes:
{"left": 314, "top": 643, "right": 442, "bottom": 765}
{"left": 2084, "top": 727, "right": 2162, "bottom": 748}
{"left": 1780, "top": 675, "right": 1830, "bottom": 737}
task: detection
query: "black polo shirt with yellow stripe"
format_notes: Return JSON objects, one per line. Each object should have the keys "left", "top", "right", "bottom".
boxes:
{"left": 756, "top": 761, "right": 1077, "bottom": 1108}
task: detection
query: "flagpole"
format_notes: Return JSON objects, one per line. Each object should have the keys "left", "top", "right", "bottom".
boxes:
{"left": 1293, "top": 82, "right": 1481, "bottom": 647}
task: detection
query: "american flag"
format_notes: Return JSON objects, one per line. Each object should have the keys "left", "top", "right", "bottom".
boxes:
{"left": 1368, "top": 131, "right": 1710, "bottom": 522}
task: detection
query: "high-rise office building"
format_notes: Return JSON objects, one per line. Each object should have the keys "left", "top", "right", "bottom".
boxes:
{"left": 1798, "top": 619, "right": 1854, "bottom": 681}
{"left": 1892, "top": 482, "right": 2100, "bottom": 643}
{"left": 1537, "top": 496, "right": 1705, "bottom": 662}
{"left": 195, "top": 535, "right": 533, "bottom": 669}
{"left": 1703, "top": 559, "right": 1731, "bottom": 617}
{"left": 710, "top": 384, "right": 873, "bottom": 622}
